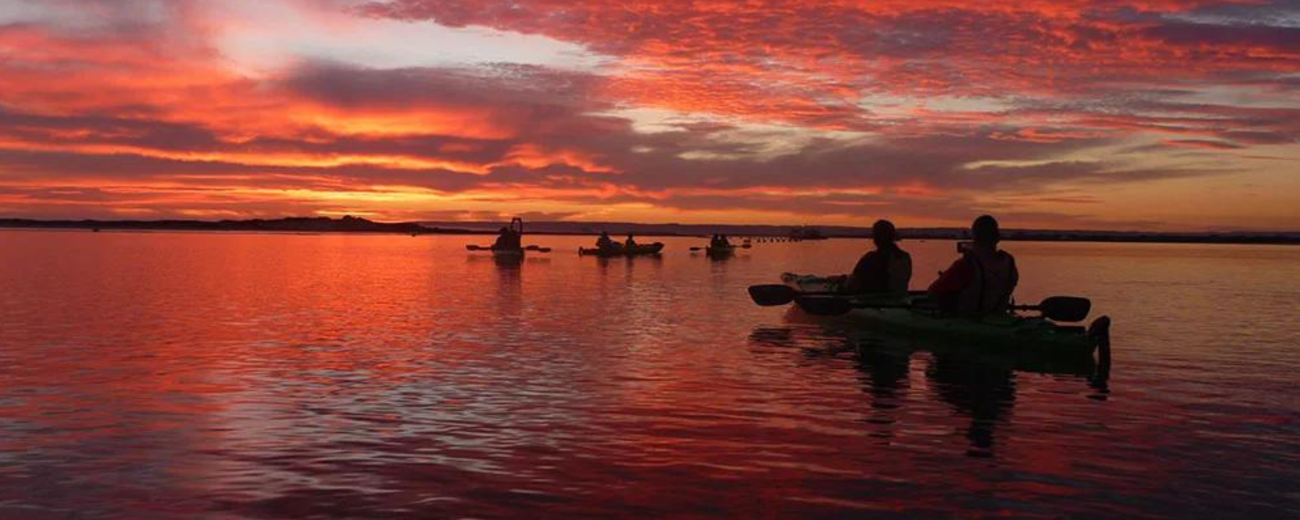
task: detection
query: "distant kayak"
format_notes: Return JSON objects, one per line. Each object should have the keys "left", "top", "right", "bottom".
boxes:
{"left": 465, "top": 245, "right": 544, "bottom": 257}
{"left": 781, "top": 273, "right": 1107, "bottom": 357}
{"left": 706, "top": 245, "right": 735, "bottom": 257}
{"left": 579, "top": 243, "right": 664, "bottom": 257}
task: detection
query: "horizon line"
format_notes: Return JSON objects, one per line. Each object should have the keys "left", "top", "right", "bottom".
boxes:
{"left": 2, "top": 215, "right": 1297, "bottom": 236}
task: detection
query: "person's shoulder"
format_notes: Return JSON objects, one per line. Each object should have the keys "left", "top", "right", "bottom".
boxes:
{"left": 894, "top": 248, "right": 912, "bottom": 259}
{"left": 996, "top": 250, "right": 1017, "bottom": 269}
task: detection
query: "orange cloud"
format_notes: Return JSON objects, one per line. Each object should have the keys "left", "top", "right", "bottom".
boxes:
{"left": 0, "top": 0, "right": 1296, "bottom": 230}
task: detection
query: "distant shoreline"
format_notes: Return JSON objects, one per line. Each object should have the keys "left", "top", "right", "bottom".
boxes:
{"left": 2, "top": 217, "right": 1297, "bottom": 245}
{"left": 0, "top": 216, "right": 477, "bottom": 236}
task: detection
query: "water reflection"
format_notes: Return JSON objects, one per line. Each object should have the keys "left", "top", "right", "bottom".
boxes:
{"left": 749, "top": 322, "right": 1104, "bottom": 457}
{"left": 924, "top": 351, "right": 1017, "bottom": 457}
{"left": 2, "top": 233, "right": 1296, "bottom": 519}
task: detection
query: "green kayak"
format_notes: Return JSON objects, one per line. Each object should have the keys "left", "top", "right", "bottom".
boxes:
{"left": 579, "top": 243, "right": 664, "bottom": 257}
{"left": 781, "top": 273, "right": 1107, "bottom": 357}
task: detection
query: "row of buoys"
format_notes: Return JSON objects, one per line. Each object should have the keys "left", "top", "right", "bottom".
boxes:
{"left": 750, "top": 237, "right": 805, "bottom": 243}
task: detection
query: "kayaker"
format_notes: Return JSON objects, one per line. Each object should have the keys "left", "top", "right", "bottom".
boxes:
{"left": 492, "top": 226, "right": 521, "bottom": 250}
{"left": 625, "top": 233, "right": 638, "bottom": 248}
{"left": 596, "top": 231, "right": 616, "bottom": 250}
{"left": 928, "top": 215, "right": 1019, "bottom": 314}
{"left": 845, "top": 219, "right": 912, "bottom": 294}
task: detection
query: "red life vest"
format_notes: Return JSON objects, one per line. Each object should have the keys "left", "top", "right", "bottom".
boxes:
{"left": 957, "top": 251, "right": 1017, "bottom": 314}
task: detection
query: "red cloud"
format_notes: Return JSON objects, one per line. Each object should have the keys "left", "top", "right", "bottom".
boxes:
{"left": 0, "top": 0, "right": 1295, "bottom": 230}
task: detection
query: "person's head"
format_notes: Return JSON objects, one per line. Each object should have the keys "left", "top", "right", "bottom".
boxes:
{"left": 971, "top": 215, "right": 1000, "bottom": 246}
{"left": 871, "top": 219, "right": 898, "bottom": 248}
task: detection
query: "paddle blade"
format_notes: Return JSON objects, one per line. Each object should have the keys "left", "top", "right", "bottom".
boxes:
{"left": 794, "top": 296, "right": 853, "bottom": 316}
{"left": 748, "top": 284, "right": 798, "bottom": 306}
{"left": 1038, "top": 296, "right": 1091, "bottom": 322}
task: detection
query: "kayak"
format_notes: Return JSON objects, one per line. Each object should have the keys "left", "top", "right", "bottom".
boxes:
{"left": 579, "top": 243, "right": 664, "bottom": 257}
{"left": 781, "top": 273, "right": 1105, "bottom": 357}
{"left": 466, "top": 244, "right": 524, "bottom": 257}
{"left": 706, "top": 245, "right": 736, "bottom": 256}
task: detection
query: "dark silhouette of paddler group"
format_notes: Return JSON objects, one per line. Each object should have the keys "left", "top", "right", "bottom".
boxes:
{"left": 837, "top": 215, "right": 1018, "bottom": 314}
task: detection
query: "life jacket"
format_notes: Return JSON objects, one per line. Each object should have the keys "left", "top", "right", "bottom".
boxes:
{"left": 495, "top": 230, "right": 521, "bottom": 250}
{"left": 885, "top": 249, "right": 912, "bottom": 294}
{"left": 957, "top": 250, "right": 1016, "bottom": 314}
{"left": 854, "top": 247, "right": 912, "bottom": 293}
{"left": 874, "top": 247, "right": 912, "bottom": 293}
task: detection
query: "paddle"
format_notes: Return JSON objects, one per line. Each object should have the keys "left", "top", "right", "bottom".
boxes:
{"left": 1014, "top": 296, "right": 1090, "bottom": 322}
{"left": 748, "top": 284, "right": 837, "bottom": 306}
{"left": 792, "top": 295, "right": 857, "bottom": 316}
{"left": 466, "top": 244, "right": 551, "bottom": 253}
{"left": 747, "top": 284, "right": 1092, "bottom": 322}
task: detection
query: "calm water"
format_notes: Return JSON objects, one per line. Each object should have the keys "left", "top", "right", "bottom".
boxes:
{"left": 1, "top": 231, "right": 1297, "bottom": 520}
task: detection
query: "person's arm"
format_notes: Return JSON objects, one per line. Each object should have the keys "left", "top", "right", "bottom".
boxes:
{"left": 845, "top": 252, "right": 875, "bottom": 293}
{"left": 892, "top": 253, "right": 912, "bottom": 293}
{"left": 928, "top": 257, "right": 972, "bottom": 294}
{"left": 1005, "top": 253, "right": 1019, "bottom": 302}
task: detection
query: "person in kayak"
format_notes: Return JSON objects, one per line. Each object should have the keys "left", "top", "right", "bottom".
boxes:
{"left": 596, "top": 231, "right": 617, "bottom": 250}
{"left": 625, "top": 233, "right": 638, "bottom": 248}
{"left": 928, "top": 215, "right": 1018, "bottom": 314}
{"left": 492, "top": 226, "right": 521, "bottom": 250}
{"left": 845, "top": 219, "right": 912, "bottom": 294}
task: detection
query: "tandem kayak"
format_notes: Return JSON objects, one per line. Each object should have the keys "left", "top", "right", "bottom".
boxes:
{"left": 579, "top": 243, "right": 665, "bottom": 257}
{"left": 781, "top": 273, "right": 1109, "bottom": 357}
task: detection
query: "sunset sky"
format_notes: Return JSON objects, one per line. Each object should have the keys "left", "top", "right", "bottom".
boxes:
{"left": 0, "top": 0, "right": 1297, "bottom": 230}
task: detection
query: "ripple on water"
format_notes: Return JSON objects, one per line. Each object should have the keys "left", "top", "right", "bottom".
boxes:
{"left": 0, "top": 233, "right": 1296, "bottom": 519}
